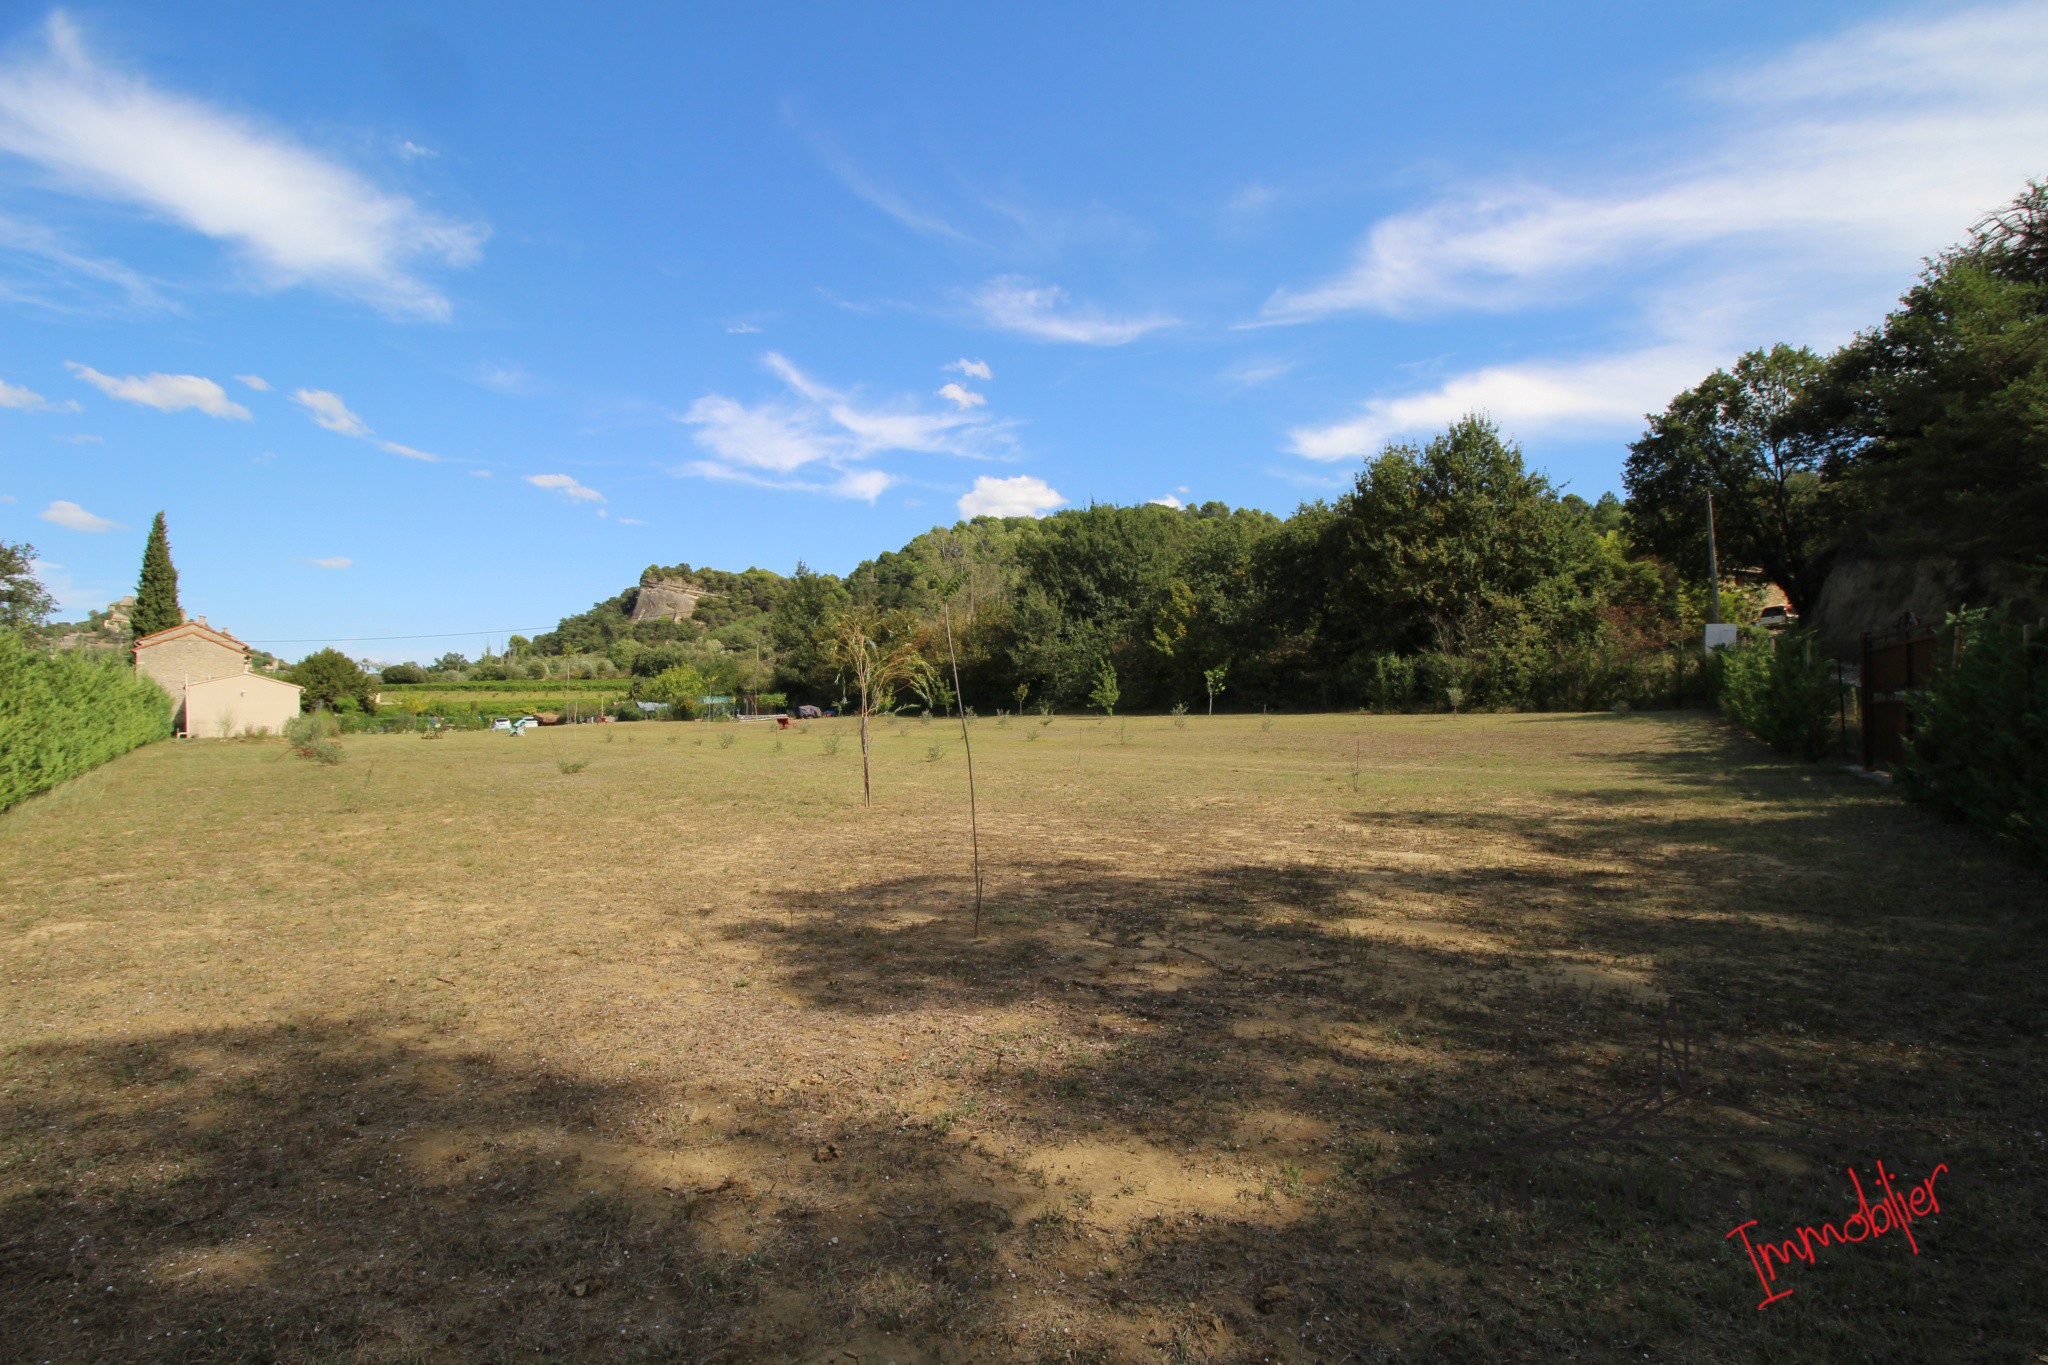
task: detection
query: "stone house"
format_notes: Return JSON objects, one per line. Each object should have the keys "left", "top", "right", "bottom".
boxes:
{"left": 133, "top": 618, "right": 303, "bottom": 738}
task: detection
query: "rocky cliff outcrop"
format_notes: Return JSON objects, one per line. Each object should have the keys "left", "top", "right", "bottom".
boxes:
{"left": 630, "top": 577, "right": 710, "bottom": 623}
{"left": 1809, "top": 555, "right": 2045, "bottom": 653}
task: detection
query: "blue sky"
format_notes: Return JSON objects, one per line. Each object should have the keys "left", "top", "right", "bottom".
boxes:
{"left": 2, "top": 3, "right": 2043, "bottom": 662}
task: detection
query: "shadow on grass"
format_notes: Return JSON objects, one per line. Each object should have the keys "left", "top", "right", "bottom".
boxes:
{"left": 10, "top": 716, "right": 2046, "bottom": 1362}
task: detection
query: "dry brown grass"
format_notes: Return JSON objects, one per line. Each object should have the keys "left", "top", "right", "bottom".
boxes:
{"left": 2, "top": 711, "right": 2044, "bottom": 1363}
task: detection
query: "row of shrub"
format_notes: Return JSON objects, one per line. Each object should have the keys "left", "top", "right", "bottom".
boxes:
{"left": 377, "top": 678, "right": 625, "bottom": 693}
{"left": 1709, "top": 613, "right": 2046, "bottom": 867}
{"left": 1342, "top": 641, "right": 1718, "bottom": 714}
{"left": 0, "top": 632, "right": 173, "bottom": 812}
{"left": 1712, "top": 629, "right": 1845, "bottom": 762}
{"left": 1899, "top": 610, "right": 2048, "bottom": 867}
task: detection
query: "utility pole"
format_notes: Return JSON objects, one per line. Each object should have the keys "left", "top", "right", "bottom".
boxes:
{"left": 1705, "top": 490, "right": 1723, "bottom": 626}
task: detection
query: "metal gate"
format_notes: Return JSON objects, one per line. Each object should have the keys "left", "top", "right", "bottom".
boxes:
{"left": 1859, "top": 629, "right": 1937, "bottom": 770}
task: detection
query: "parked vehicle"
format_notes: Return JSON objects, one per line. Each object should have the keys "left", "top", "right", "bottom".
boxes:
{"left": 489, "top": 716, "right": 512, "bottom": 731}
{"left": 1759, "top": 605, "right": 1796, "bottom": 630}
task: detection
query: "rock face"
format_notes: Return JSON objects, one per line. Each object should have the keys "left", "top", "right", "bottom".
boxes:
{"left": 1809, "top": 555, "right": 2045, "bottom": 654}
{"left": 630, "top": 577, "right": 709, "bottom": 623}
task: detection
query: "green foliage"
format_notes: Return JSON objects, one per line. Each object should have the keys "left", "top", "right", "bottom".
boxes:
{"left": 283, "top": 710, "right": 343, "bottom": 764}
{"left": 770, "top": 561, "right": 850, "bottom": 701}
{"left": 1821, "top": 182, "right": 2048, "bottom": 566}
{"left": 0, "top": 631, "right": 173, "bottom": 810}
{"left": 1624, "top": 345, "right": 1838, "bottom": 616}
{"left": 644, "top": 663, "right": 709, "bottom": 714}
{"left": 1713, "top": 630, "right": 1839, "bottom": 761}
{"left": 131, "top": 512, "right": 182, "bottom": 646}
{"left": 1899, "top": 609, "right": 2048, "bottom": 865}
{"left": 1088, "top": 659, "right": 1120, "bottom": 715}
{"left": 378, "top": 662, "right": 426, "bottom": 684}
{"left": 289, "top": 649, "right": 374, "bottom": 713}
{"left": 1, "top": 542, "right": 55, "bottom": 629}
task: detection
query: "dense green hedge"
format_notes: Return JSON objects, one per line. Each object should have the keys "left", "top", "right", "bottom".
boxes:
{"left": 1714, "top": 629, "right": 1842, "bottom": 761}
{"left": 1901, "top": 609, "right": 2048, "bottom": 866}
{"left": 379, "top": 678, "right": 623, "bottom": 693}
{"left": 0, "top": 631, "right": 173, "bottom": 811}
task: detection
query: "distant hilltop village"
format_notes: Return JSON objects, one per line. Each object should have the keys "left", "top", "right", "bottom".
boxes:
{"left": 48, "top": 594, "right": 135, "bottom": 653}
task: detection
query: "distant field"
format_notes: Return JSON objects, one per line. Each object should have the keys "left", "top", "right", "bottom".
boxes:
{"left": 375, "top": 679, "right": 636, "bottom": 717}
{"left": 3, "top": 712, "right": 2043, "bottom": 1361}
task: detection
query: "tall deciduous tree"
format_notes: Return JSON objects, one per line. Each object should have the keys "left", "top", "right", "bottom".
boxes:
{"left": 289, "top": 648, "right": 374, "bottom": 712}
{"left": 1623, "top": 345, "right": 1839, "bottom": 618}
{"left": 1819, "top": 181, "right": 2048, "bottom": 566}
{"left": 0, "top": 541, "right": 55, "bottom": 630}
{"left": 131, "top": 512, "right": 182, "bottom": 647}
{"left": 1297, "top": 416, "right": 1604, "bottom": 661}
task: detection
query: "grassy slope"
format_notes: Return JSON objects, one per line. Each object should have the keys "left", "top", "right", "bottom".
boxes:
{"left": 1, "top": 712, "right": 2042, "bottom": 1362}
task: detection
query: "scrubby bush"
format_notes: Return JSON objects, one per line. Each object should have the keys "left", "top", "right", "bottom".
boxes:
{"left": 284, "top": 710, "right": 344, "bottom": 764}
{"left": 1899, "top": 609, "right": 2048, "bottom": 865}
{"left": 378, "top": 662, "right": 426, "bottom": 685}
{"left": 0, "top": 631, "right": 173, "bottom": 810}
{"left": 1713, "top": 629, "right": 1839, "bottom": 761}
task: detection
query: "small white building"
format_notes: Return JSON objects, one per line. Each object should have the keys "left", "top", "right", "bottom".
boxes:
{"left": 133, "top": 619, "right": 304, "bottom": 738}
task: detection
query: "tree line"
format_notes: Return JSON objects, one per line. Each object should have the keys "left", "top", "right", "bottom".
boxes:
{"left": 494, "top": 182, "right": 2047, "bottom": 719}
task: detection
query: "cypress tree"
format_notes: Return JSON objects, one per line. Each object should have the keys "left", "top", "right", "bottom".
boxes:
{"left": 131, "top": 512, "right": 182, "bottom": 649}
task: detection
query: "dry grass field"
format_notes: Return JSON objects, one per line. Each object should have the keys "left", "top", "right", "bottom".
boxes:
{"left": 2, "top": 711, "right": 2044, "bottom": 1363}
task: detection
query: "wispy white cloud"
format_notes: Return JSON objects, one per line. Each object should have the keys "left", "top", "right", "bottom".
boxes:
{"left": 945, "top": 358, "right": 993, "bottom": 381}
{"left": 0, "top": 372, "right": 79, "bottom": 412}
{"left": 0, "top": 15, "right": 484, "bottom": 319}
{"left": 1225, "top": 184, "right": 1276, "bottom": 219}
{"left": 971, "top": 277, "right": 1177, "bottom": 345}
{"left": 1149, "top": 494, "right": 1185, "bottom": 509}
{"left": 725, "top": 321, "right": 763, "bottom": 334}
{"left": 397, "top": 139, "right": 437, "bottom": 160}
{"left": 291, "top": 387, "right": 367, "bottom": 436}
{"left": 936, "top": 382, "right": 986, "bottom": 410}
{"left": 679, "top": 351, "right": 1011, "bottom": 502}
{"left": 958, "top": 474, "right": 1064, "bottom": 519}
{"left": 308, "top": 556, "right": 352, "bottom": 569}
{"left": 291, "top": 387, "right": 442, "bottom": 460}
{"left": 1220, "top": 357, "right": 1296, "bottom": 390}
{"left": 234, "top": 373, "right": 269, "bottom": 391}
{"left": 473, "top": 362, "right": 530, "bottom": 394}
{"left": 525, "top": 473, "right": 605, "bottom": 503}
{"left": 69, "top": 362, "right": 248, "bottom": 418}
{"left": 54, "top": 431, "right": 100, "bottom": 443}
{"left": 39, "top": 498, "right": 118, "bottom": 531}
{"left": 1272, "top": 1, "right": 2048, "bottom": 457}
{"left": 1287, "top": 344, "right": 1716, "bottom": 461}
{"left": 0, "top": 207, "right": 166, "bottom": 312}
{"left": 785, "top": 104, "right": 970, "bottom": 243}
{"left": 1263, "top": 5, "right": 2048, "bottom": 324}
{"left": 617, "top": 516, "right": 646, "bottom": 525}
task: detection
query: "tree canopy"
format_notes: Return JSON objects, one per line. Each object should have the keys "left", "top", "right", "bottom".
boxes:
{"left": 0, "top": 542, "right": 55, "bottom": 630}
{"left": 131, "top": 512, "right": 182, "bottom": 645}
{"left": 290, "top": 648, "right": 374, "bottom": 712}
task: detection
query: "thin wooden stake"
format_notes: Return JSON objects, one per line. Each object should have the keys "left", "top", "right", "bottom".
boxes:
{"left": 942, "top": 605, "right": 985, "bottom": 938}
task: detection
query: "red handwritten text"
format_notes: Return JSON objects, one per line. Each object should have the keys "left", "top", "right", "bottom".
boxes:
{"left": 1726, "top": 1161, "right": 1949, "bottom": 1309}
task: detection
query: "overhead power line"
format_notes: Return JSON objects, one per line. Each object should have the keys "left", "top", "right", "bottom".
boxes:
{"left": 239, "top": 627, "right": 558, "bottom": 644}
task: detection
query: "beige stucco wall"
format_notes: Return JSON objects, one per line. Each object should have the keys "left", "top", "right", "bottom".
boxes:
{"left": 183, "top": 673, "right": 303, "bottom": 738}
{"left": 135, "top": 635, "right": 246, "bottom": 697}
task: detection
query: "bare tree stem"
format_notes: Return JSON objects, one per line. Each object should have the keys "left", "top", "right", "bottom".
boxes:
{"left": 943, "top": 605, "right": 985, "bottom": 938}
